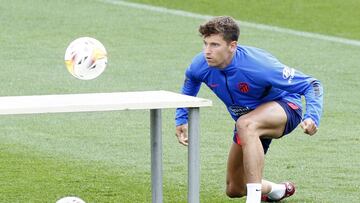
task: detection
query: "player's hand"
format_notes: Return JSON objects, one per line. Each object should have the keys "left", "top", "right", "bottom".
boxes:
{"left": 175, "top": 124, "right": 188, "bottom": 146}
{"left": 300, "top": 118, "right": 318, "bottom": 136}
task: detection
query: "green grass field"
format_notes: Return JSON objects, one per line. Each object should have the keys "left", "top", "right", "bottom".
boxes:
{"left": 1, "top": 0, "right": 359, "bottom": 202}
{"left": 126, "top": 0, "right": 360, "bottom": 40}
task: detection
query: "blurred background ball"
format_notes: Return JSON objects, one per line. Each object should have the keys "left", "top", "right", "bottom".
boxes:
{"left": 64, "top": 37, "right": 108, "bottom": 80}
{"left": 56, "top": 196, "right": 86, "bottom": 203}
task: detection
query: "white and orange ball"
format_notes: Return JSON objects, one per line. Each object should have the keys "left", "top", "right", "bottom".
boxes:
{"left": 64, "top": 37, "right": 107, "bottom": 80}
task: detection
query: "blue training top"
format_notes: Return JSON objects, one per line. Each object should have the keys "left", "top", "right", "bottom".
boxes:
{"left": 175, "top": 45, "right": 323, "bottom": 126}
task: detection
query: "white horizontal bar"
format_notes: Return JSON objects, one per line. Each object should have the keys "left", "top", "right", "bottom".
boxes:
{"left": 0, "top": 90, "right": 212, "bottom": 115}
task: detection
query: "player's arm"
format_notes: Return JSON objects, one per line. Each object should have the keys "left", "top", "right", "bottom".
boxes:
{"left": 260, "top": 64, "right": 323, "bottom": 135}
{"left": 249, "top": 49, "right": 323, "bottom": 135}
{"left": 175, "top": 69, "right": 202, "bottom": 146}
{"left": 298, "top": 79, "right": 323, "bottom": 135}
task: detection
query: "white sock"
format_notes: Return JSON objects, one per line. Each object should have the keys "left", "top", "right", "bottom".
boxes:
{"left": 267, "top": 182, "right": 286, "bottom": 200}
{"left": 246, "top": 183, "right": 262, "bottom": 203}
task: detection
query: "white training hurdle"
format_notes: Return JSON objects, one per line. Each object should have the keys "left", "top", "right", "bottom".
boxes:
{"left": 0, "top": 90, "right": 212, "bottom": 203}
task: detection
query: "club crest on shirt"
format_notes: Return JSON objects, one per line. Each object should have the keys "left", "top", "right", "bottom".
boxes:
{"left": 237, "top": 82, "right": 249, "bottom": 93}
{"left": 282, "top": 66, "right": 295, "bottom": 83}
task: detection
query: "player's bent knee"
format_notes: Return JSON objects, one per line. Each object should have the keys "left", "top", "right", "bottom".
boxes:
{"left": 226, "top": 183, "right": 246, "bottom": 198}
{"left": 236, "top": 117, "right": 259, "bottom": 138}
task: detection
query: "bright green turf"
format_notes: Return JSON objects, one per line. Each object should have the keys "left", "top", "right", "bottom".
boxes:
{"left": 0, "top": 0, "right": 359, "bottom": 202}
{"left": 126, "top": 0, "right": 360, "bottom": 41}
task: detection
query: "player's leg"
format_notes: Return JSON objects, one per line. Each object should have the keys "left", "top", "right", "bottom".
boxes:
{"left": 226, "top": 142, "right": 246, "bottom": 198}
{"left": 234, "top": 101, "right": 287, "bottom": 202}
{"left": 226, "top": 144, "right": 291, "bottom": 200}
{"left": 226, "top": 142, "right": 273, "bottom": 198}
{"left": 236, "top": 101, "right": 287, "bottom": 181}
{"left": 226, "top": 134, "right": 281, "bottom": 198}
{"left": 260, "top": 100, "right": 301, "bottom": 202}
{"left": 226, "top": 101, "right": 301, "bottom": 201}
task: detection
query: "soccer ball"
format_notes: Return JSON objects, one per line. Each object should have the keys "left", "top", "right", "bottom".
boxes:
{"left": 64, "top": 37, "right": 108, "bottom": 80}
{"left": 56, "top": 196, "right": 86, "bottom": 203}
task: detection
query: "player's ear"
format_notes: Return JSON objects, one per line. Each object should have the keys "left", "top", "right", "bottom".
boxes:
{"left": 229, "top": 41, "right": 237, "bottom": 52}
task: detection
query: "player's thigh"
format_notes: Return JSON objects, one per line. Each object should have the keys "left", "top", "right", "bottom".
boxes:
{"left": 237, "top": 101, "right": 287, "bottom": 138}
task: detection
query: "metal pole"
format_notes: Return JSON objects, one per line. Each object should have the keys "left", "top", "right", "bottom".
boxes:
{"left": 150, "top": 109, "right": 163, "bottom": 203}
{"left": 188, "top": 107, "right": 200, "bottom": 203}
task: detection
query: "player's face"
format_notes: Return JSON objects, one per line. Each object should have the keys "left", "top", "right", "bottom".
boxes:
{"left": 203, "top": 34, "right": 236, "bottom": 69}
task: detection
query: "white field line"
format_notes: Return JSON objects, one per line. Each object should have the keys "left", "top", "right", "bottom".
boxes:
{"left": 100, "top": 0, "right": 360, "bottom": 47}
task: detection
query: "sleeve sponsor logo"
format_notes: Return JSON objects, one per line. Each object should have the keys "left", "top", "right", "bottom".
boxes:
{"left": 282, "top": 66, "right": 295, "bottom": 83}
{"left": 312, "top": 81, "right": 323, "bottom": 97}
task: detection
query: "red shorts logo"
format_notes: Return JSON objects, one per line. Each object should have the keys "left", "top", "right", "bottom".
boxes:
{"left": 237, "top": 82, "right": 249, "bottom": 93}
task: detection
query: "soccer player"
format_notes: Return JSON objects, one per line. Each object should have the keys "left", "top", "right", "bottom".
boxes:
{"left": 175, "top": 16, "right": 323, "bottom": 203}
